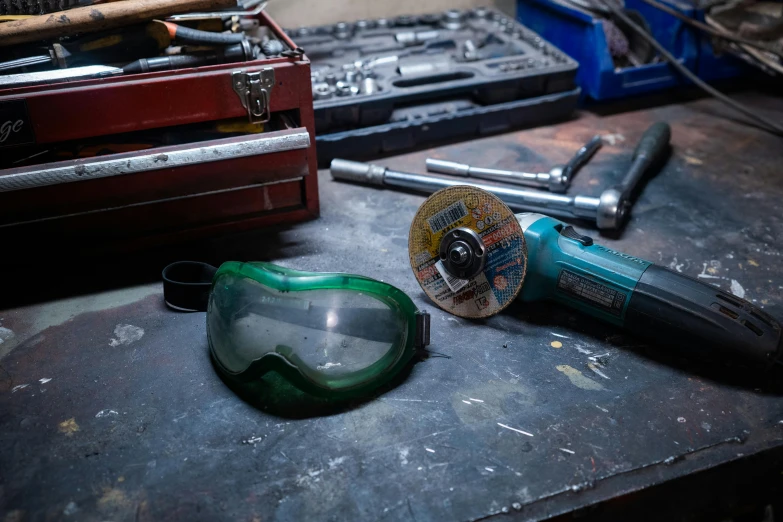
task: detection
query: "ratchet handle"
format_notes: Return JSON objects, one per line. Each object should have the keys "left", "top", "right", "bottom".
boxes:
{"left": 620, "top": 122, "right": 671, "bottom": 197}
{"left": 625, "top": 265, "right": 782, "bottom": 366}
{"left": 561, "top": 135, "right": 603, "bottom": 185}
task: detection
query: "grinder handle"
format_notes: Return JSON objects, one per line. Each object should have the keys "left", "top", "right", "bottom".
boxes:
{"left": 523, "top": 215, "right": 782, "bottom": 368}
{"left": 625, "top": 265, "right": 782, "bottom": 367}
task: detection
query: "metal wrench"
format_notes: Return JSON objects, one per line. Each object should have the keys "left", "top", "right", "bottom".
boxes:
{"left": 330, "top": 123, "right": 670, "bottom": 230}
{"left": 425, "top": 135, "right": 603, "bottom": 193}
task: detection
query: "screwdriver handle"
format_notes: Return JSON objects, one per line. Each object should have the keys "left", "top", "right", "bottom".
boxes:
{"left": 619, "top": 122, "right": 671, "bottom": 199}
{"left": 123, "top": 42, "right": 253, "bottom": 74}
{"left": 162, "top": 21, "right": 245, "bottom": 45}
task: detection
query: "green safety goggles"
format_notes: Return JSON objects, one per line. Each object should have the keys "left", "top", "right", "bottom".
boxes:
{"left": 162, "top": 261, "right": 430, "bottom": 399}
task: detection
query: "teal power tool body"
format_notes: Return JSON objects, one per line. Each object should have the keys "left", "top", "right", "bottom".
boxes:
{"left": 332, "top": 123, "right": 783, "bottom": 367}
{"left": 517, "top": 212, "right": 782, "bottom": 365}
{"left": 517, "top": 212, "right": 649, "bottom": 326}
{"left": 408, "top": 186, "right": 783, "bottom": 368}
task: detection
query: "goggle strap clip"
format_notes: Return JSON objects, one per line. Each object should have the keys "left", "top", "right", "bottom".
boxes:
{"left": 414, "top": 310, "right": 431, "bottom": 349}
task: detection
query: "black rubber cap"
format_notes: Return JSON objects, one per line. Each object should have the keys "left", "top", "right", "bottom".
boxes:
{"left": 162, "top": 261, "right": 218, "bottom": 312}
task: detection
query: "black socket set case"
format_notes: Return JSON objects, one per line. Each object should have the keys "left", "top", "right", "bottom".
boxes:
{"left": 286, "top": 7, "right": 581, "bottom": 165}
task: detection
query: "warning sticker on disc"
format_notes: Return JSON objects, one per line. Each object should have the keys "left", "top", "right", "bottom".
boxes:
{"left": 408, "top": 186, "right": 527, "bottom": 319}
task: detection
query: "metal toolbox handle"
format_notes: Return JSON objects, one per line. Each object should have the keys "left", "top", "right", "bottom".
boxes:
{"left": 0, "top": 127, "right": 310, "bottom": 193}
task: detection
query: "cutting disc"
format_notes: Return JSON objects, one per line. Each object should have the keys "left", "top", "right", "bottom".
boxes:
{"left": 408, "top": 186, "right": 527, "bottom": 319}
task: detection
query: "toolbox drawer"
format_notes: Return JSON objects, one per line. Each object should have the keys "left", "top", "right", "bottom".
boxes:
{"left": 2, "top": 179, "right": 305, "bottom": 241}
{"left": 0, "top": 127, "right": 313, "bottom": 254}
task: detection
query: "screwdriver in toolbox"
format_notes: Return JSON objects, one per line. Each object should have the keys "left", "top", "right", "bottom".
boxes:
{"left": 122, "top": 41, "right": 258, "bottom": 74}
{"left": 0, "top": 22, "right": 170, "bottom": 73}
{"left": 0, "top": 21, "right": 250, "bottom": 74}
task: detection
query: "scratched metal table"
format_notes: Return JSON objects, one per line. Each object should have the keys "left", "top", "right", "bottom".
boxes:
{"left": 2, "top": 91, "right": 783, "bottom": 522}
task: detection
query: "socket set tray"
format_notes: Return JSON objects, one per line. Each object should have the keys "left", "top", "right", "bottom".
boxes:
{"left": 287, "top": 7, "right": 580, "bottom": 164}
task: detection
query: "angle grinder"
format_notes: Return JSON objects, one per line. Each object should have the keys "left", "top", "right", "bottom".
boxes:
{"left": 408, "top": 186, "right": 783, "bottom": 367}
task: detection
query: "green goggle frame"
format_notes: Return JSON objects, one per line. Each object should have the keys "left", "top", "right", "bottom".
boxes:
{"left": 163, "top": 261, "right": 430, "bottom": 399}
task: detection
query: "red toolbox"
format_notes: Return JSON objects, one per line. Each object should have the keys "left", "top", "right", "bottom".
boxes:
{"left": 0, "top": 11, "right": 318, "bottom": 257}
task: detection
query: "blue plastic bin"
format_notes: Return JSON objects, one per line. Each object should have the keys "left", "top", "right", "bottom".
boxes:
{"left": 517, "top": 0, "right": 699, "bottom": 100}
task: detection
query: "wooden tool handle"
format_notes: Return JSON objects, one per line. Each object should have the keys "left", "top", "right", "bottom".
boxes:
{"left": 0, "top": 0, "right": 237, "bottom": 47}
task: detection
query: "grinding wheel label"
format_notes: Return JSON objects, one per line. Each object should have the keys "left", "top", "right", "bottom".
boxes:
{"left": 409, "top": 186, "right": 527, "bottom": 319}
{"left": 434, "top": 259, "right": 469, "bottom": 293}
{"left": 428, "top": 200, "right": 468, "bottom": 233}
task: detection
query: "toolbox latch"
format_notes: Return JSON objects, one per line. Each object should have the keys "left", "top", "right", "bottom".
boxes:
{"left": 232, "top": 68, "right": 275, "bottom": 124}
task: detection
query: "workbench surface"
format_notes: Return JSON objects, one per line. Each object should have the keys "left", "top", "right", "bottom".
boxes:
{"left": 2, "top": 91, "right": 783, "bottom": 521}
